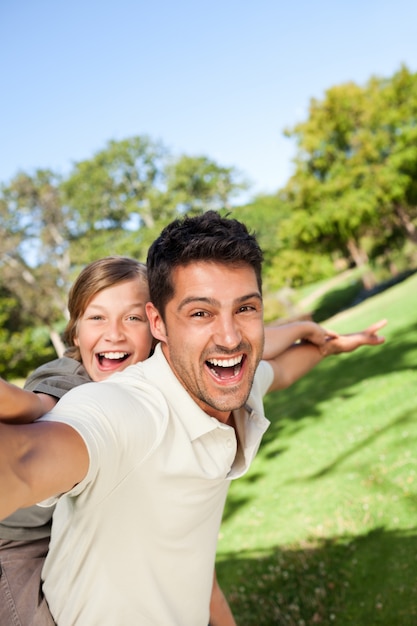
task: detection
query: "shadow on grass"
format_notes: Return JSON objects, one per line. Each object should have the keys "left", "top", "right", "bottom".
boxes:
{"left": 312, "top": 280, "right": 363, "bottom": 323}
{"left": 295, "top": 409, "right": 416, "bottom": 482}
{"left": 311, "top": 268, "right": 417, "bottom": 323}
{"left": 217, "top": 526, "right": 417, "bottom": 625}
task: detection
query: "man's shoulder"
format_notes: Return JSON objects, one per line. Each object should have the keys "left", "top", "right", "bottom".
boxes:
{"left": 64, "top": 361, "right": 165, "bottom": 410}
{"left": 254, "top": 360, "right": 274, "bottom": 395}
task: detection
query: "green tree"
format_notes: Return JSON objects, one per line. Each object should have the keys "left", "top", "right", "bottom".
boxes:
{"left": 0, "top": 169, "right": 71, "bottom": 355}
{"left": 61, "top": 135, "right": 170, "bottom": 263}
{"left": 61, "top": 139, "right": 248, "bottom": 261}
{"left": 233, "top": 194, "right": 334, "bottom": 320}
{"left": 165, "top": 155, "right": 248, "bottom": 215}
{"left": 0, "top": 286, "right": 55, "bottom": 379}
{"left": 282, "top": 65, "right": 417, "bottom": 284}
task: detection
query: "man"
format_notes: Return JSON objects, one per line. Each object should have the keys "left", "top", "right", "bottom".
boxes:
{"left": 0, "top": 211, "right": 385, "bottom": 625}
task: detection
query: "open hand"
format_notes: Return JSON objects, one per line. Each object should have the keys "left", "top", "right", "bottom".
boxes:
{"left": 320, "top": 319, "right": 387, "bottom": 356}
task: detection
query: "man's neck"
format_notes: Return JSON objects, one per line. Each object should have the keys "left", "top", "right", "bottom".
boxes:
{"left": 226, "top": 412, "right": 235, "bottom": 429}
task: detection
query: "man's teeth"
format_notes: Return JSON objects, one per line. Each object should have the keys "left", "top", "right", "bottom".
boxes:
{"left": 207, "top": 356, "right": 242, "bottom": 367}
{"left": 99, "top": 352, "right": 129, "bottom": 360}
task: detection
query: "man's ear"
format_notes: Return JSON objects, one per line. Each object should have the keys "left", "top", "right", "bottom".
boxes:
{"left": 146, "top": 302, "right": 168, "bottom": 343}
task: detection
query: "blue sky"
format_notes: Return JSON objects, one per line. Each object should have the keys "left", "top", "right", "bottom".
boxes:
{"left": 1, "top": 0, "right": 417, "bottom": 199}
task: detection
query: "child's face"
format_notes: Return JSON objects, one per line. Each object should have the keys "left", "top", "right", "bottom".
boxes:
{"left": 74, "top": 278, "right": 153, "bottom": 381}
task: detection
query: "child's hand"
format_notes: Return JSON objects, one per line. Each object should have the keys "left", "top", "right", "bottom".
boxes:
{"left": 320, "top": 319, "right": 387, "bottom": 356}
{"left": 300, "top": 321, "right": 339, "bottom": 348}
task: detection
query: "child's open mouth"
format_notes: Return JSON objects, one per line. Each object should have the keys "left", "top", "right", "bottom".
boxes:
{"left": 97, "top": 352, "right": 130, "bottom": 368}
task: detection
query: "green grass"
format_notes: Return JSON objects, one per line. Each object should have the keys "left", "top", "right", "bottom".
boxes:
{"left": 217, "top": 272, "right": 417, "bottom": 625}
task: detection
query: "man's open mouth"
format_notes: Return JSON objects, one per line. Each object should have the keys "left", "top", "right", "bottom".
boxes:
{"left": 205, "top": 355, "right": 244, "bottom": 380}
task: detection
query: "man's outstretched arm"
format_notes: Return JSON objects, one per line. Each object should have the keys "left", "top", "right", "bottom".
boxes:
{"left": 0, "top": 420, "right": 88, "bottom": 520}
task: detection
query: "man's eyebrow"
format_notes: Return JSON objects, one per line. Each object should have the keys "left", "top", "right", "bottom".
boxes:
{"left": 177, "top": 296, "right": 217, "bottom": 311}
{"left": 177, "top": 293, "right": 262, "bottom": 311}
{"left": 234, "top": 292, "right": 263, "bottom": 304}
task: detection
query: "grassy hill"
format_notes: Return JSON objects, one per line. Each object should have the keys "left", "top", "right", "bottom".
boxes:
{"left": 217, "top": 272, "right": 417, "bottom": 625}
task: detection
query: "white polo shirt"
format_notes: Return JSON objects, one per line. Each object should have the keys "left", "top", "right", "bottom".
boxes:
{"left": 41, "top": 344, "right": 272, "bottom": 626}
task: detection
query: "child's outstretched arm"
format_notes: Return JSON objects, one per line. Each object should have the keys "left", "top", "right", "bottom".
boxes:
{"left": 263, "top": 320, "right": 337, "bottom": 361}
{"left": 0, "top": 378, "right": 57, "bottom": 423}
{"left": 265, "top": 319, "right": 386, "bottom": 392}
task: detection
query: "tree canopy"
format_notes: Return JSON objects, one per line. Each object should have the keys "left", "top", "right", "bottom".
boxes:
{"left": 281, "top": 65, "right": 417, "bottom": 273}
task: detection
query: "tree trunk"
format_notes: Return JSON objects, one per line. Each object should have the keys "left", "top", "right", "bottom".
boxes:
{"left": 346, "top": 238, "right": 376, "bottom": 290}
{"left": 346, "top": 238, "right": 368, "bottom": 267}
{"left": 49, "top": 329, "right": 65, "bottom": 358}
{"left": 395, "top": 204, "right": 417, "bottom": 244}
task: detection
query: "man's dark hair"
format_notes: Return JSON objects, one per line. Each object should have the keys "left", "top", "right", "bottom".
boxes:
{"left": 146, "top": 210, "right": 263, "bottom": 316}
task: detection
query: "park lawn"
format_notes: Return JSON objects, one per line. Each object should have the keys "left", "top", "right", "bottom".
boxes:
{"left": 216, "top": 272, "right": 417, "bottom": 626}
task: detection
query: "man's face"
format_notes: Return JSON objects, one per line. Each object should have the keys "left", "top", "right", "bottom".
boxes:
{"left": 147, "top": 262, "right": 264, "bottom": 423}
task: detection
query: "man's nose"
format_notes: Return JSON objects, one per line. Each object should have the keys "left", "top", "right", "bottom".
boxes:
{"left": 212, "top": 315, "right": 242, "bottom": 349}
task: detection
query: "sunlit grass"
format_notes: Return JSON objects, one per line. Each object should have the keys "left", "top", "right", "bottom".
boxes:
{"left": 217, "top": 272, "right": 417, "bottom": 625}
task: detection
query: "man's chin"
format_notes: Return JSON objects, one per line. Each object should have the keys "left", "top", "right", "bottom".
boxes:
{"left": 201, "top": 389, "right": 251, "bottom": 417}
